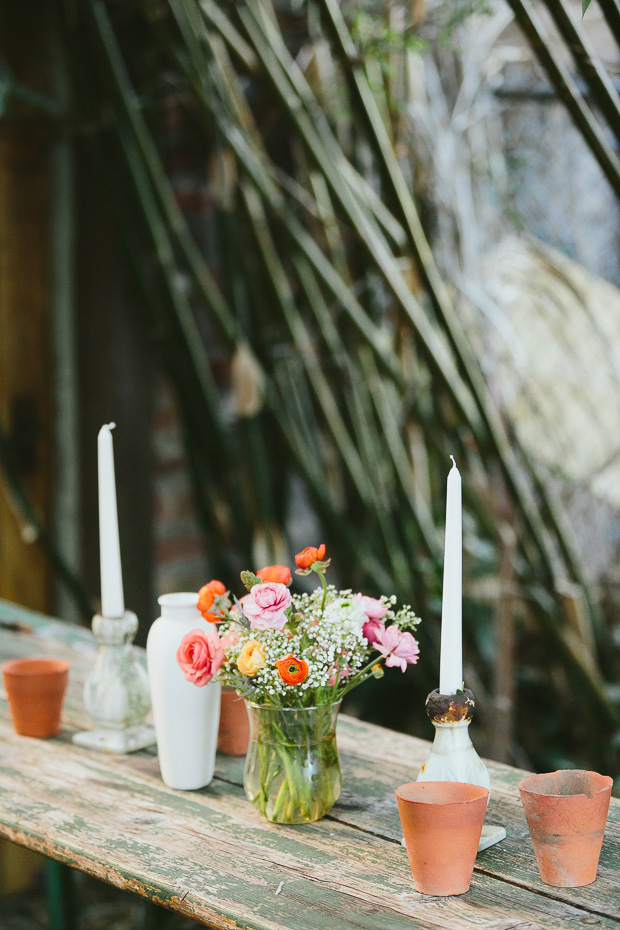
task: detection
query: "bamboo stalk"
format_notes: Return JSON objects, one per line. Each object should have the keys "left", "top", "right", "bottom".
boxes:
{"left": 505, "top": 0, "right": 620, "bottom": 200}
{"left": 593, "top": 0, "right": 620, "bottom": 51}
{"left": 319, "top": 0, "right": 582, "bottom": 591}
{"left": 174, "top": 26, "right": 407, "bottom": 387}
{"left": 92, "top": 1, "right": 240, "bottom": 346}
{"left": 544, "top": 0, "right": 620, "bottom": 144}
{"left": 233, "top": 0, "right": 485, "bottom": 436}
{"left": 239, "top": 181, "right": 373, "bottom": 503}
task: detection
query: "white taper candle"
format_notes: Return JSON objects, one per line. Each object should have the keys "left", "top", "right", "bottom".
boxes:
{"left": 98, "top": 423, "right": 125, "bottom": 619}
{"left": 439, "top": 456, "right": 462, "bottom": 695}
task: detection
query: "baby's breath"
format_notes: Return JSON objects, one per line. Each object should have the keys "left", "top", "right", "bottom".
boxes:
{"left": 217, "top": 583, "right": 421, "bottom": 707}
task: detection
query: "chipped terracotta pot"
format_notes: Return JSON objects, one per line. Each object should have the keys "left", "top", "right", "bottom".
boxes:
{"left": 395, "top": 780, "right": 489, "bottom": 896}
{"left": 2, "top": 658, "right": 70, "bottom": 738}
{"left": 217, "top": 688, "right": 250, "bottom": 756}
{"left": 519, "top": 769, "right": 612, "bottom": 888}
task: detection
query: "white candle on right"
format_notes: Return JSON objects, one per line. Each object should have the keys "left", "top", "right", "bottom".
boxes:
{"left": 98, "top": 423, "right": 125, "bottom": 619}
{"left": 439, "top": 456, "right": 463, "bottom": 695}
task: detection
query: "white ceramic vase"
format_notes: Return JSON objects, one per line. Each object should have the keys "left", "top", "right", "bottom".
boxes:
{"left": 146, "top": 592, "right": 221, "bottom": 790}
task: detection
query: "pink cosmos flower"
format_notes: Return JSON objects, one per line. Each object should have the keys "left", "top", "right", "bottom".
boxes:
{"left": 220, "top": 629, "right": 242, "bottom": 650}
{"left": 354, "top": 594, "right": 388, "bottom": 621}
{"left": 362, "top": 618, "right": 385, "bottom": 645}
{"left": 374, "top": 625, "right": 420, "bottom": 672}
{"left": 243, "top": 582, "right": 292, "bottom": 631}
{"left": 176, "top": 628, "right": 225, "bottom": 686}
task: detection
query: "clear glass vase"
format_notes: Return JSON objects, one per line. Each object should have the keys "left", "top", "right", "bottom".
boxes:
{"left": 243, "top": 701, "right": 342, "bottom": 824}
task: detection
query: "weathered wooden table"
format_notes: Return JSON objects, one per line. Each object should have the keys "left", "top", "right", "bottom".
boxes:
{"left": 0, "top": 598, "right": 618, "bottom": 929}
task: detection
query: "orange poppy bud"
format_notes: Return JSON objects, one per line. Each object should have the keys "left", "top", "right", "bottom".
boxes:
{"left": 294, "top": 544, "right": 326, "bottom": 570}
{"left": 276, "top": 653, "right": 309, "bottom": 685}
{"left": 256, "top": 564, "right": 292, "bottom": 585}
{"left": 198, "top": 580, "right": 228, "bottom": 623}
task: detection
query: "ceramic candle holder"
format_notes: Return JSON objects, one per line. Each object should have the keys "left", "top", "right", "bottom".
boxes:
{"left": 72, "top": 611, "right": 155, "bottom": 753}
{"left": 416, "top": 688, "right": 506, "bottom": 851}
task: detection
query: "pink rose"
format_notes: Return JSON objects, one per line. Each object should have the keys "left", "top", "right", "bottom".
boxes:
{"left": 354, "top": 594, "right": 388, "bottom": 621}
{"left": 374, "top": 625, "right": 420, "bottom": 672}
{"left": 362, "top": 618, "right": 385, "bottom": 645}
{"left": 243, "top": 582, "right": 292, "bottom": 631}
{"left": 176, "top": 628, "right": 225, "bottom": 686}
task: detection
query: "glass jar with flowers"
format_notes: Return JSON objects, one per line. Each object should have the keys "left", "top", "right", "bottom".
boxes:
{"left": 176, "top": 545, "right": 421, "bottom": 824}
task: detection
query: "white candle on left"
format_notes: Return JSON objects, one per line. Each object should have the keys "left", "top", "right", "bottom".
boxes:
{"left": 98, "top": 423, "right": 125, "bottom": 619}
{"left": 439, "top": 455, "right": 462, "bottom": 695}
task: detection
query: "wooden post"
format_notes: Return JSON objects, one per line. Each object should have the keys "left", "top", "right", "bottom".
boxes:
{"left": 0, "top": 1, "right": 53, "bottom": 613}
{"left": 0, "top": 0, "right": 54, "bottom": 899}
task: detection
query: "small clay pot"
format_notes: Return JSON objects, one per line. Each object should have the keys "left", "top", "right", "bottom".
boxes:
{"left": 395, "top": 781, "right": 489, "bottom": 896}
{"left": 217, "top": 688, "right": 250, "bottom": 756}
{"left": 519, "top": 769, "right": 612, "bottom": 888}
{"left": 2, "top": 658, "right": 70, "bottom": 738}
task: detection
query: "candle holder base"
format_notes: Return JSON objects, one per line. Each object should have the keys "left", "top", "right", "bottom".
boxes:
{"left": 73, "top": 723, "right": 155, "bottom": 754}
{"left": 72, "top": 611, "right": 154, "bottom": 755}
{"left": 412, "top": 688, "right": 506, "bottom": 852}
{"left": 479, "top": 823, "right": 507, "bottom": 851}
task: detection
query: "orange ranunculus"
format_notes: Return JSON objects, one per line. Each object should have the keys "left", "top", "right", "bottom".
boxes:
{"left": 198, "top": 580, "right": 228, "bottom": 623}
{"left": 237, "top": 640, "right": 266, "bottom": 677}
{"left": 294, "top": 544, "right": 326, "bottom": 570}
{"left": 276, "top": 654, "right": 309, "bottom": 685}
{"left": 256, "top": 564, "right": 292, "bottom": 586}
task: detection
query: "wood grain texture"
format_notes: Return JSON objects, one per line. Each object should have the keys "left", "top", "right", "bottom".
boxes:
{"left": 0, "top": 599, "right": 618, "bottom": 929}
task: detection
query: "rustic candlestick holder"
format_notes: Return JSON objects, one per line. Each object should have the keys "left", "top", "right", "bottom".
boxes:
{"left": 72, "top": 611, "right": 155, "bottom": 754}
{"left": 415, "top": 688, "right": 506, "bottom": 851}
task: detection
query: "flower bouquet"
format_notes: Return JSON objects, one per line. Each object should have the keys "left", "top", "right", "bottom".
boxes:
{"left": 177, "top": 545, "right": 421, "bottom": 823}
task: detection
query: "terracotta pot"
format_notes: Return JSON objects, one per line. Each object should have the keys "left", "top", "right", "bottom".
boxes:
{"left": 395, "top": 781, "right": 489, "bottom": 896}
{"left": 217, "top": 688, "right": 250, "bottom": 756}
{"left": 2, "top": 658, "right": 70, "bottom": 738}
{"left": 519, "top": 769, "right": 612, "bottom": 887}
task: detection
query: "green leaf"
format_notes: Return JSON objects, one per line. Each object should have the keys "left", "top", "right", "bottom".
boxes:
{"left": 582, "top": 0, "right": 592, "bottom": 14}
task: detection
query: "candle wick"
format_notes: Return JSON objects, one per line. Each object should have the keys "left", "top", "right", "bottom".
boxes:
{"left": 450, "top": 454, "right": 457, "bottom": 469}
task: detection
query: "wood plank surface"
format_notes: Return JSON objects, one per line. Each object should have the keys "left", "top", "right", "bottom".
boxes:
{"left": 0, "top": 599, "right": 618, "bottom": 929}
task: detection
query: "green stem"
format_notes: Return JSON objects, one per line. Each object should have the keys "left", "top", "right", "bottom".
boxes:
{"left": 319, "top": 572, "right": 328, "bottom": 613}
{"left": 338, "top": 656, "right": 384, "bottom": 698}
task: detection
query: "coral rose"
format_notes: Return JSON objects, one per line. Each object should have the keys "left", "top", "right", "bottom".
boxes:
{"left": 237, "top": 640, "right": 266, "bottom": 677}
{"left": 256, "top": 564, "right": 292, "bottom": 586}
{"left": 374, "top": 625, "right": 420, "bottom": 673}
{"left": 243, "top": 582, "right": 292, "bottom": 631}
{"left": 176, "top": 628, "right": 224, "bottom": 686}
{"left": 276, "top": 654, "right": 309, "bottom": 685}
{"left": 294, "top": 544, "right": 326, "bottom": 570}
{"left": 198, "top": 580, "right": 228, "bottom": 623}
